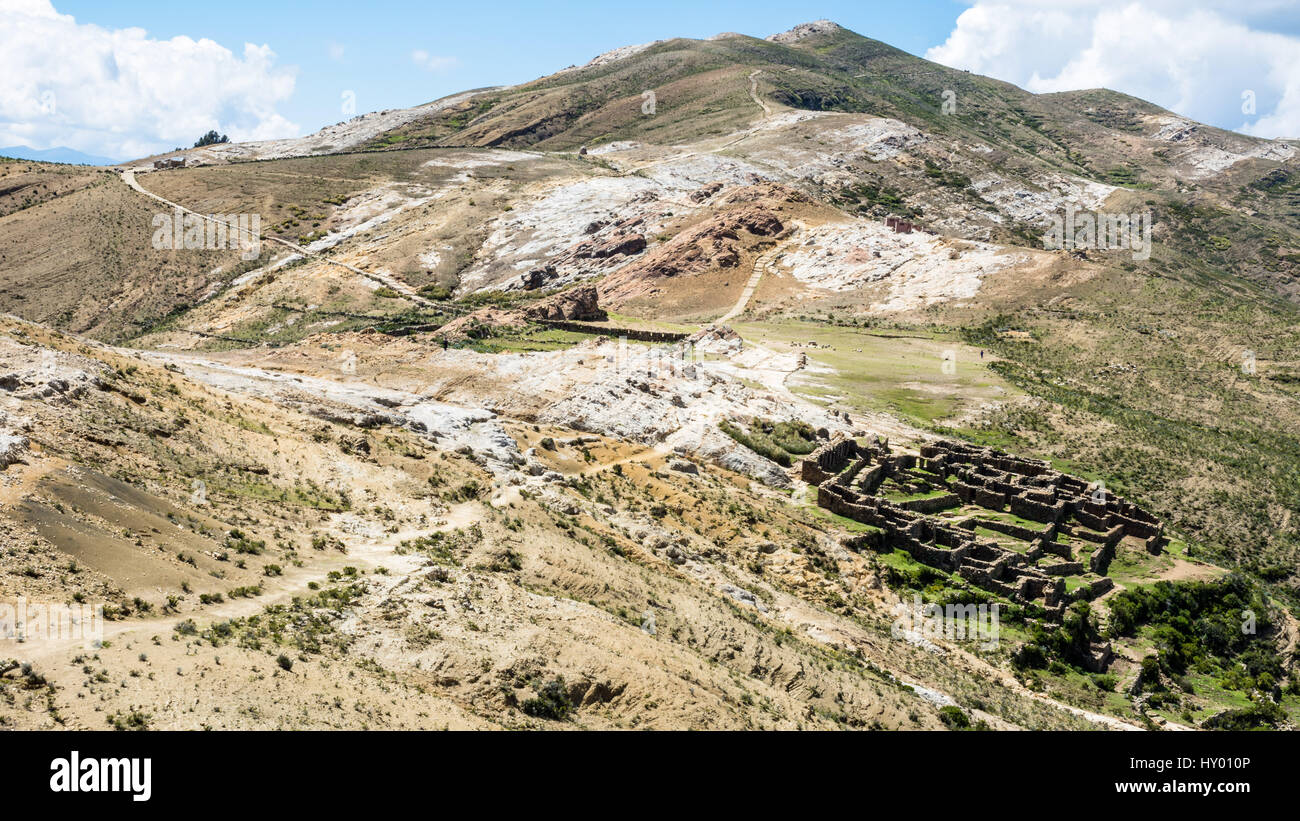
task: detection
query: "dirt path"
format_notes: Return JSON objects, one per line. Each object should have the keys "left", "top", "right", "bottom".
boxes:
{"left": 611, "top": 68, "right": 776, "bottom": 180}
{"left": 5, "top": 501, "right": 482, "bottom": 667}
{"left": 718, "top": 222, "right": 803, "bottom": 323}
{"left": 577, "top": 442, "right": 671, "bottom": 476}
{"left": 748, "top": 70, "right": 771, "bottom": 117}
{"left": 121, "top": 169, "right": 437, "bottom": 309}
{"left": 718, "top": 248, "right": 774, "bottom": 323}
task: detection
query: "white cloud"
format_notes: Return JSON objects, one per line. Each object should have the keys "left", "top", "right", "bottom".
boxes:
{"left": 0, "top": 0, "right": 298, "bottom": 160}
{"left": 327, "top": 41, "right": 345, "bottom": 61}
{"left": 411, "top": 50, "right": 459, "bottom": 72}
{"left": 927, "top": 1, "right": 1300, "bottom": 139}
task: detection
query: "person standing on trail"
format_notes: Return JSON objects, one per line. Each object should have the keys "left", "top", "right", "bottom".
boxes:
{"left": 440, "top": 337, "right": 449, "bottom": 351}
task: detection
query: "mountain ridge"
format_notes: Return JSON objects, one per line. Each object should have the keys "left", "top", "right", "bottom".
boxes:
{"left": 0, "top": 144, "right": 120, "bottom": 166}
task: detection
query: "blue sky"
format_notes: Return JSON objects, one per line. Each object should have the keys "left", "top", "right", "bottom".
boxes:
{"left": 3, "top": 0, "right": 1298, "bottom": 160}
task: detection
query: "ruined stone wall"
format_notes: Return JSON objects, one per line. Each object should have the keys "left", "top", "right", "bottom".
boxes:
{"left": 810, "top": 437, "right": 1166, "bottom": 623}
{"left": 1144, "top": 523, "right": 1165, "bottom": 554}
{"left": 1071, "top": 506, "right": 1111, "bottom": 532}
{"left": 897, "top": 537, "right": 962, "bottom": 571}
{"left": 837, "top": 455, "right": 874, "bottom": 490}
{"left": 958, "top": 565, "right": 1019, "bottom": 599}
{"left": 1070, "top": 577, "right": 1115, "bottom": 602}
{"left": 975, "top": 486, "right": 1010, "bottom": 510}
{"left": 801, "top": 436, "right": 859, "bottom": 485}
{"left": 898, "top": 493, "right": 961, "bottom": 514}
{"left": 818, "top": 482, "right": 888, "bottom": 529}
{"left": 841, "top": 530, "right": 885, "bottom": 552}
{"left": 1088, "top": 537, "right": 1116, "bottom": 574}
{"left": 1009, "top": 494, "right": 1064, "bottom": 524}
{"left": 855, "top": 463, "right": 886, "bottom": 495}
{"left": 1040, "top": 561, "right": 1085, "bottom": 576}
{"left": 978, "top": 517, "right": 1053, "bottom": 544}
{"left": 537, "top": 320, "right": 687, "bottom": 342}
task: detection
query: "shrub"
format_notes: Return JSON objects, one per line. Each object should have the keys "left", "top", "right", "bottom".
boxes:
{"left": 521, "top": 677, "right": 572, "bottom": 720}
{"left": 1011, "top": 642, "right": 1048, "bottom": 670}
{"left": 718, "top": 419, "right": 792, "bottom": 467}
{"left": 1202, "top": 701, "right": 1284, "bottom": 731}
{"left": 108, "top": 710, "right": 151, "bottom": 731}
{"left": 418, "top": 283, "right": 453, "bottom": 300}
{"left": 225, "top": 529, "right": 265, "bottom": 555}
{"left": 938, "top": 705, "right": 971, "bottom": 729}
{"left": 448, "top": 480, "right": 480, "bottom": 502}
{"left": 754, "top": 418, "right": 818, "bottom": 455}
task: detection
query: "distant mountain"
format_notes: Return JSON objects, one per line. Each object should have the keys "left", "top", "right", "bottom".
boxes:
{"left": 0, "top": 145, "right": 119, "bottom": 166}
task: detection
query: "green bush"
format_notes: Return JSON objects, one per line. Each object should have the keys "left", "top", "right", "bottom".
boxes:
{"left": 718, "top": 418, "right": 800, "bottom": 467}
{"left": 522, "top": 677, "right": 572, "bottom": 720}
{"left": 938, "top": 705, "right": 971, "bottom": 729}
{"left": 448, "top": 480, "right": 480, "bottom": 502}
{"left": 225, "top": 529, "right": 265, "bottom": 555}
{"left": 418, "top": 283, "right": 453, "bottom": 300}
{"left": 1202, "top": 701, "right": 1284, "bottom": 731}
{"left": 1107, "top": 575, "right": 1281, "bottom": 693}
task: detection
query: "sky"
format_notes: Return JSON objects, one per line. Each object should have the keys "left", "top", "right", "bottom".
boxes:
{"left": 1, "top": 0, "right": 1298, "bottom": 161}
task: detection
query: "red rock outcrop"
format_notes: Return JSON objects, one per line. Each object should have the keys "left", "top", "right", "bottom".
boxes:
{"left": 598, "top": 204, "right": 784, "bottom": 303}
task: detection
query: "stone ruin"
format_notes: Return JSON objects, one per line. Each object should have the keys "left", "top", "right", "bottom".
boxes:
{"left": 804, "top": 436, "right": 1166, "bottom": 624}
{"left": 884, "top": 215, "right": 914, "bottom": 234}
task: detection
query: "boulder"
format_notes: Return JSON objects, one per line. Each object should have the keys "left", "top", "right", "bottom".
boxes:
{"left": 523, "top": 284, "right": 608, "bottom": 322}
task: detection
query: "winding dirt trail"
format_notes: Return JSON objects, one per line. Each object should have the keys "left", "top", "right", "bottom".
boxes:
{"left": 121, "top": 169, "right": 437, "bottom": 309}
{"left": 611, "top": 67, "right": 777, "bottom": 180}
{"left": 719, "top": 221, "right": 803, "bottom": 323}
{"left": 748, "top": 70, "right": 771, "bottom": 117}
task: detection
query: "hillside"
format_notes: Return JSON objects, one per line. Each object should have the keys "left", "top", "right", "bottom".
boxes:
{"left": 2, "top": 20, "right": 1298, "bottom": 732}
